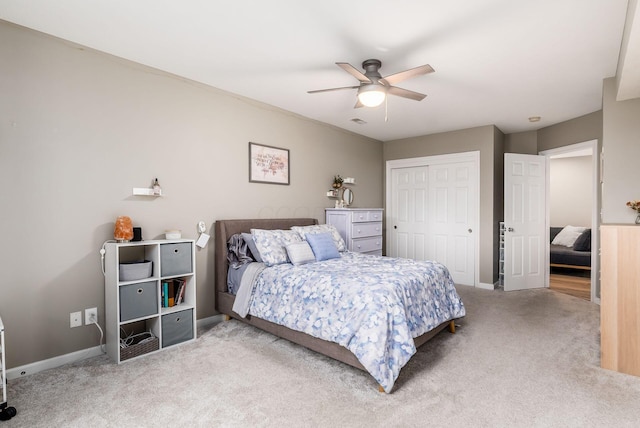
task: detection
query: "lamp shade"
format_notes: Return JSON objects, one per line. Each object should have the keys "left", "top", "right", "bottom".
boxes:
{"left": 114, "top": 216, "right": 134, "bottom": 242}
{"left": 357, "top": 84, "right": 386, "bottom": 107}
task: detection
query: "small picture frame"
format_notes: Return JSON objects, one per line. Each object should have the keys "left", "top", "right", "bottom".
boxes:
{"left": 249, "top": 142, "right": 290, "bottom": 185}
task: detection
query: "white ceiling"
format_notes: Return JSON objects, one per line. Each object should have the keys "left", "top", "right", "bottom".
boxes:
{"left": 0, "top": 0, "right": 635, "bottom": 141}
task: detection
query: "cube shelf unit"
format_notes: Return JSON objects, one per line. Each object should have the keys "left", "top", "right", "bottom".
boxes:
{"left": 104, "top": 239, "right": 197, "bottom": 363}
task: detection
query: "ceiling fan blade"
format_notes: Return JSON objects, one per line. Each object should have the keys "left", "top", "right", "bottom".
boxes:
{"left": 307, "top": 86, "right": 360, "bottom": 94}
{"left": 336, "top": 62, "right": 371, "bottom": 83}
{"left": 381, "top": 64, "right": 434, "bottom": 86}
{"left": 387, "top": 86, "right": 427, "bottom": 101}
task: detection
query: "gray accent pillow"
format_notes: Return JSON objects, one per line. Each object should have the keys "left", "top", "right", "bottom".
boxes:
{"left": 242, "top": 232, "right": 263, "bottom": 263}
{"left": 573, "top": 229, "right": 591, "bottom": 252}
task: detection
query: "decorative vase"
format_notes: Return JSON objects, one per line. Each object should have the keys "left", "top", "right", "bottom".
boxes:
{"left": 636, "top": 213, "right": 640, "bottom": 225}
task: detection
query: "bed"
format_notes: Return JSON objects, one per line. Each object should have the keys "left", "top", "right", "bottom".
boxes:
{"left": 550, "top": 226, "right": 591, "bottom": 271}
{"left": 214, "top": 218, "right": 465, "bottom": 393}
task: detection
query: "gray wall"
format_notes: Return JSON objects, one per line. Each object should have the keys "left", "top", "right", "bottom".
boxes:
{"left": 602, "top": 77, "right": 640, "bottom": 223}
{"left": 505, "top": 130, "right": 537, "bottom": 154}
{"left": 537, "top": 111, "right": 602, "bottom": 153}
{"left": 549, "top": 156, "right": 593, "bottom": 227}
{"left": 383, "top": 125, "right": 504, "bottom": 286}
{"left": 0, "top": 22, "right": 383, "bottom": 368}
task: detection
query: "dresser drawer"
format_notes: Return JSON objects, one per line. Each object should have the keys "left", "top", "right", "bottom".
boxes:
{"left": 351, "top": 236, "right": 383, "bottom": 253}
{"left": 351, "top": 222, "right": 382, "bottom": 239}
{"left": 352, "top": 210, "right": 383, "bottom": 223}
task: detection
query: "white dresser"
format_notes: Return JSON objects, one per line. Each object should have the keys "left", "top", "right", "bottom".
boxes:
{"left": 325, "top": 208, "right": 383, "bottom": 255}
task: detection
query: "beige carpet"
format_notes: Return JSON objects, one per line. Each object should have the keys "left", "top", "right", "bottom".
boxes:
{"left": 4, "top": 286, "right": 640, "bottom": 427}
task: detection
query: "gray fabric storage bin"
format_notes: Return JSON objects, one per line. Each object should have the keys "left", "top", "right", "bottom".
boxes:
{"left": 120, "top": 281, "right": 158, "bottom": 322}
{"left": 119, "top": 260, "right": 153, "bottom": 281}
{"left": 161, "top": 309, "right": 193, "bottom": 347}
{"left": 160, "top": 243, "right": 192, "bottom": 276}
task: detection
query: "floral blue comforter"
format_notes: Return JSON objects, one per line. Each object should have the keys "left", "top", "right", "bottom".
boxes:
{"left": 244, "top": 252, "right": 466, "bottom": 392}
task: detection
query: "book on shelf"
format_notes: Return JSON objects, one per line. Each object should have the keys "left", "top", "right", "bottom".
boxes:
{"left": 167, "top": 280, "right": 175, "bottom": 307}
{"left": 174, "top": 278, "right": 186, "bottom": 305}
{"left": 161, "top": 282, "right": 166, "bottom": 308}
{"left": 162, "top": 282, "right": 169, "bottom": 308}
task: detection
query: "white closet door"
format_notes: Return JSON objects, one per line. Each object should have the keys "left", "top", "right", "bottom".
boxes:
{"left": 387, "top": 154, "right": 478, "bottom": 287}
{"left": 389, "top": 166, "right": 429, "bottom": 260}
{"left": 428, "top": 161, "right": 476, "bottom": 286}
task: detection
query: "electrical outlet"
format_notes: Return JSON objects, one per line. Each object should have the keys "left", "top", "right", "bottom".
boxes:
{"left": 70, "top": 311, "right": 82, "bottom": 328}
{"left": 85, "top": 307, "right": 98, "bottom": 325}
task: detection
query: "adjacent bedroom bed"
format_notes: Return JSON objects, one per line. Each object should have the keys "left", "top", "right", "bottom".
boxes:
{"left": 550, "top": 226, "right": 592, "bottom": 271}
{"left": 214, "top": 218, "right": 466, "bottom": 393}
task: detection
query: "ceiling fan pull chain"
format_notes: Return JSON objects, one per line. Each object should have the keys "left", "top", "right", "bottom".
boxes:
{"left": 385, "top": 96, "right": 389, "bottom": 122}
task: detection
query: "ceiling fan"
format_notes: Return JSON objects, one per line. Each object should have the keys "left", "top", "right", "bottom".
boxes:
{"left": 308, "top": 59, "right": 434, "bottom": 108}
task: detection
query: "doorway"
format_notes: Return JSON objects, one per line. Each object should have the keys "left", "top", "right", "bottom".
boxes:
{"left": 540, "top": 140, "right": 599, "bottom": 303}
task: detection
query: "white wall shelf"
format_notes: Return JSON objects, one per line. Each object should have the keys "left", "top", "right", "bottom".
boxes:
{"left": 132, "top": 187, "right": 162, "bottom": 196}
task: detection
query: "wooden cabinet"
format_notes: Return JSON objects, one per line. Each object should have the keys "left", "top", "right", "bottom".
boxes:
{"left": 104, "top": 240, "right": 197, "bottom": 364}
{"left": 600, "top": 225, "right": 640, "bottom": 377}
{"left": 325, "top": 208, "right": 383, "bottom": 255}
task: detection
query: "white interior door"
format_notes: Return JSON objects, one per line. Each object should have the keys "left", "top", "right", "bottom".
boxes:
{"left": 389, "top": 166, "right": 429, "bottom": 260}
{"left": 504, "top": 153, "right": 546, "bottom": 291}
{"left": 429, "top": 162, "right": 476, "bottom": 286}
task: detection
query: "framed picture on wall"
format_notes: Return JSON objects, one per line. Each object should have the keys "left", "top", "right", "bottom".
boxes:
{"left": 248, "top": 142, "right": 290, "bottom": 185}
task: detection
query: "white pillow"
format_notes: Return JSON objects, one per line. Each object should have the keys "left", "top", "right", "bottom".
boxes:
{"left": 285, "top": 241, "right": 316, "bottom": 266}
{"left": 291, "top": 224, "right": 347, "bottom": 252}
{"left": 251, "top": 229, "right": 302, "bottom": 267}
{"left": 551, "top": 226, "right": 586, "bottom": 247}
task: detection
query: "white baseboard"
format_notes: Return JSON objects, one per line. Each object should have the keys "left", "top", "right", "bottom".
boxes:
{"left": 6, "top": 345, "right": 103, "bottom": 380}
{"left": 477, "top": 282, "right": 496, "bottom": 290}
{"left": 7, "top": 315, "right": 225, "bottom": 380}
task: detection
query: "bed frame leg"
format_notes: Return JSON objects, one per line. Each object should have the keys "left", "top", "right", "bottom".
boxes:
{"left": 223, "top": 314, "right": 230, "bottom": 321}
{"left": 449, "top": 320, "right": 456, "bottom": 334}
{"left": 378, "top": 385, "right": 385, "bottom": 393}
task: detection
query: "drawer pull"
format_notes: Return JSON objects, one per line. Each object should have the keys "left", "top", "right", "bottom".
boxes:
{"left": 176, "top": 317, "right": 181, "bottom": 322}
{"left": 137, "top": 288, "right": 143, "bottom": 294}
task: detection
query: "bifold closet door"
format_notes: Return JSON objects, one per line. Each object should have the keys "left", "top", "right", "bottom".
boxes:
{"left": 428, "top": 161, "right": 476, "bottom": 286}
{"left": 390, "top": 166, "right": 429, "bottom": 260}
{"left": 389, "top": 160, "right": 477, "bottom": 286}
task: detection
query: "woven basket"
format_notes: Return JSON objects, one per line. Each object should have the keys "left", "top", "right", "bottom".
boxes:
{"left": 120, "top": 336, "right": 159, "bottom": 361}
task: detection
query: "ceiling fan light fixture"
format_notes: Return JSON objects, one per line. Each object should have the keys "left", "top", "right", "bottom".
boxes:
{"left": 357, "top": 85, "right": 386, "bottom": 107}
